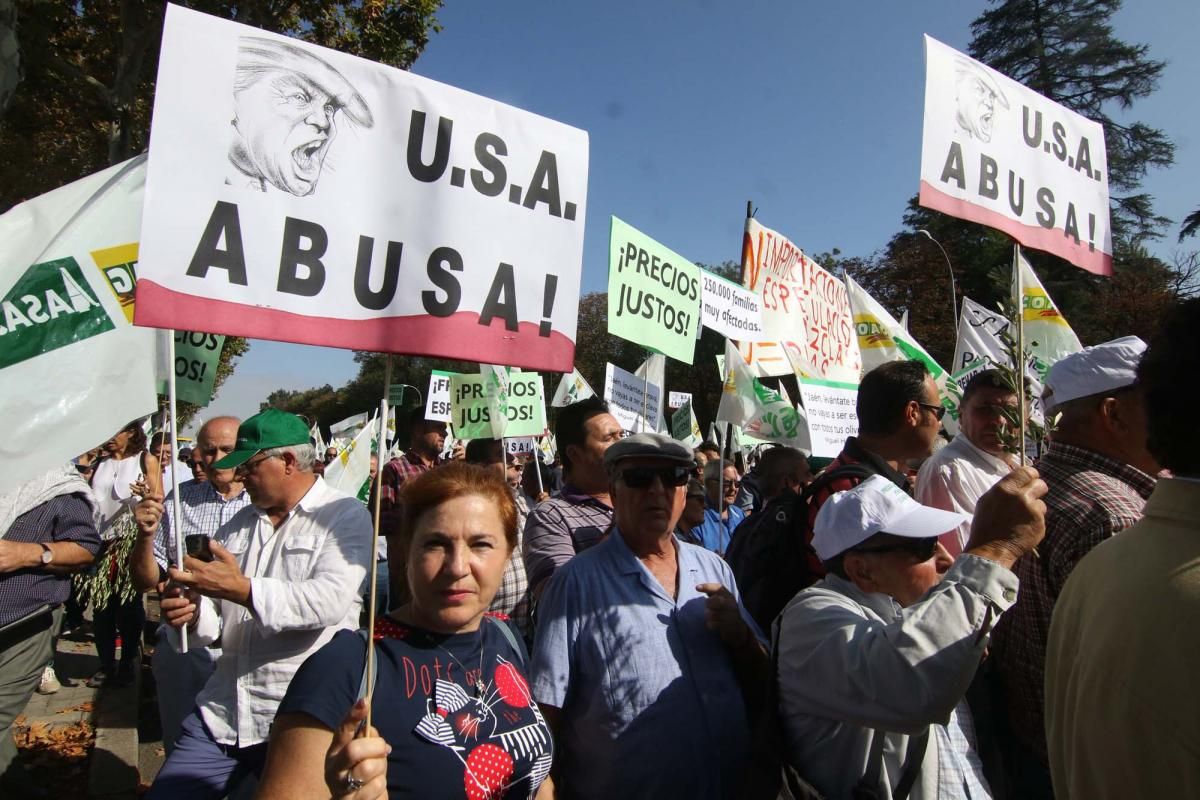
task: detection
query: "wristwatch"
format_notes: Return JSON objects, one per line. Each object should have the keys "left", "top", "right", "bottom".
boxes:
{"left": 39, "top": 544, "right": 53, "bottom": 565}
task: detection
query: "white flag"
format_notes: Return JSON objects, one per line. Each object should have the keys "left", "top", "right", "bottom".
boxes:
{"left": 716, "top": 340, "right": 807, "bottom": 448}
{"left": 634, "top": 353, "right": 667, "bottom": 433}
{"left": 310, "top": 422, "right": 326, "bottom": 454}
{"left": 330, "top": 412, "right": 368, "bottom": 437}
{"left": 324, "top": 423, "right": 372, "bottom": 496}
{"left": 1012, "top": 251, "right": 1082, "bottom": 381}
{"left": 551, "top": 368, "right": 595, "bottom": 407}
{"left": 0, "top": 156, "right": 157, "bottom": 495}
{"left": 953, "top": 296, "right": 1045, "bottom": 425}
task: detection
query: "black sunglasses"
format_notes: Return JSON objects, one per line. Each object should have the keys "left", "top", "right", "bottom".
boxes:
{"left": 917, "top": 402, "right": 947, "bottom": 421}
{"left": 853, "top": 536, "right": 939, "bottom": 561}
{"left": 619, "top": 466, "right": 692, "bottom": 489}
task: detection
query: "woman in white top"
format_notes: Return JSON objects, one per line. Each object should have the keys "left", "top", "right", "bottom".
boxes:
{"left": 87, "top": 420, "right": 161, "bottom": 688}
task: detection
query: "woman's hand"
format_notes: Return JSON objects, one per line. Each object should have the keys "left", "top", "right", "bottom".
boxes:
{"left": 324, "top": 699, "right": 391, "bottom": 799}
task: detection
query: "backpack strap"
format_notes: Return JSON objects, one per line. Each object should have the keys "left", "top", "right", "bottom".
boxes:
{"left": 484, "top": 614, "right": 526, "bottom": 667}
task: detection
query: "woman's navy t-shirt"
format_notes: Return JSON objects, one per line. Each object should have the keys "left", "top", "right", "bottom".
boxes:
{"left": 278, "top": 614, "right": 552, "bottom": 799}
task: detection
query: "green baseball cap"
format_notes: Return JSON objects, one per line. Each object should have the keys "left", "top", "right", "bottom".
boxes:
{"left": 212, "top": 408, "right": 311, "bottom": 469}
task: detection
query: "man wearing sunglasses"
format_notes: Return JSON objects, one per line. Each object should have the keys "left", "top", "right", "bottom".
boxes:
{"left": 776, "top": 469, "right": 1047, "bottom": 799}
{"left": 532, "top": 433, "right": 766, "bottom": 800}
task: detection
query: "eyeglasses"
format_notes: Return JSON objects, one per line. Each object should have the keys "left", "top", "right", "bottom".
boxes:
{"left": 619, "top": 466, "right": 692, "bottom": 489}
{"left": 852, "top": 536, "right": 939, "bottom": 561}
{"left": 705, "top": 477, "right": 741, "bottom": 488}
{"left": 917, "top": 402, "right": 947, "bottom": 421}
{"left": 236, "top": 453, "right": 281, "bottom": 475}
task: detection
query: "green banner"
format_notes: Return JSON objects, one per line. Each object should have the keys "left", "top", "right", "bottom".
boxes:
{"left": 0, "top": 256, "right": 115, "bottom": 370}
{"left": 450, "top": 371, "right": 547, "bottom": 439}
{"left": 607, "top": 216, "right": 700, "bottom": 364}
{"left": 157, "top": 331, "right": 224, "bottom": 407}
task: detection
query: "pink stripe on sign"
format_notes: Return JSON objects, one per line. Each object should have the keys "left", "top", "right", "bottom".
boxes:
{"left": 919, "top": 181, "right": 1113, "bottom": 277}
{"left": 134, "top": 280, "right": 576, "bottom": 371}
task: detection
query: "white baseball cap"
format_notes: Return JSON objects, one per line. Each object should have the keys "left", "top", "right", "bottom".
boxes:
{"left": 1043, "top": 336, "right": 1146, "bottom": 409}
{"left": 812, "top": 475, "right": 968, "bottom": 561}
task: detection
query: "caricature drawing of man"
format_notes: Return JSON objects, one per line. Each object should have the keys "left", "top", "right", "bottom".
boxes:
{"left": 953, "top": 59, "right": 1009, "bottom": 143}
{"left": 227, "top": 36, "right": 374, "bottom": 196}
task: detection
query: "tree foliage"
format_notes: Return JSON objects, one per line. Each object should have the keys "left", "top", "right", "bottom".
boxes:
{"left": 969, "top": 0, "right": 1174, "bottom": 245}
{"left": 1, "top": 0, "right": 442, "bottom": 211}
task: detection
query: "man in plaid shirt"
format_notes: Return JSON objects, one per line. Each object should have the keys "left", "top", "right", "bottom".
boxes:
{"left": 991, "top": 337, "right": 1158, "bottom": 799}
{"left": 372, "top": 406, "right": 462, "bottom": 607}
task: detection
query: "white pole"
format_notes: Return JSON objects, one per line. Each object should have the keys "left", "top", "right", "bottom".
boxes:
{"left": 1014, "top": 244, "right": 1027, "bottom": 467}
{"left": 166, "top": 332, "right": 187, "bottom": 654}
{"left": 365, "top": 355, "right": 392, "bottom": 729}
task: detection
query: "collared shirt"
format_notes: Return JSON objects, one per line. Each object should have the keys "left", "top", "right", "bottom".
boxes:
{"left": 372, "top": 450, "right": 440, "bottom": 537}
{"left": 991, "top": 440, "right": 1155, "bottom": 762}
{"left": 916, "top": 435, "right": 1014, "bottom": 556}
{"left": 1046, "top": 478, "right": 1200, "bottom": 800}
{"left": 777, "top": 556, "right": 1015, "bottom": 799}
{"left": 490, "top": 488, "right": 532, "bottom": 637}
{"left": 151, "top": 479, "right": 251, "bottom": 574}
{"left": 531, "top": 530, "right": 760, "bottom": 800}
{"left": 521, "top": 482, "right": 612, "bottom": 597}
{"left": 695, "top": 502, "right": 746, "bottom": 555}
{"left": 0, "top": 494, "right": 101, "bottom": 627}
{"left": 177, "top": 477, "right": 372, "bottom": 746}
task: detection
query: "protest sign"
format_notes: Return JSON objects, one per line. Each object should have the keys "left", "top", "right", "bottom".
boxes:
{"left": 156, "top": 330, "right": 225, "bottom": 407}
{"left": 1012, "top": 252, "right": 1081, "bottom": 379}
{"left": 668, "top": 391, "right": 692, "bottom": 409}
{"left": 603, "top": 362, "right": 661, "bottom": 434}
{"left": 607, "top": 217, "right": 700, "bottom": 364}
{"left": 135, "top": 5, "right": 589, "bottom": 372}
{"left": 550, "top": 368, "right": 595, "bottom": 407}
{"left": 920, "top": 35, "right": 1112, "bottom": 276}
{"left": 738, "top": 218, "right": 861, "bottom": 382}
{"left": 796, "top": 378, "right": 859, "bottom": 459}
{"left": 482, "top": 364, "right": 512, "bottom": 439}
{"left": 671, "top": 400, "right": 702, "bottom": 448}
{"left": 425, "top": 370, "right": 453, "bottom": 422}
{"left": 506, "top": 437, "right": 536, "bottom": 455}
{"left": 700, "top": 268, "right": 767, "bottom": 342}
{"left": 450, "top": 371, "right": 546, "bottom": 439}
{"left": 0, "top": 156, "right": 157, "bottom": 494}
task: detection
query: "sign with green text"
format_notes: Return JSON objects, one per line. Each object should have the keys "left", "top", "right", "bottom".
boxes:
{"left": 450, "top": 371, "right": 547, "bottom": 439}
{"left": 157, "top": 330, "right": 224, "bottom": 407}
{"left": 607, "top": 216, "right": 700, "bottom": 364}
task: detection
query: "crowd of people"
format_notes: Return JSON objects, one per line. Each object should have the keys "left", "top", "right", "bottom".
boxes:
{"left": 0, "top": 298, "right": 1197, "bottom": 799}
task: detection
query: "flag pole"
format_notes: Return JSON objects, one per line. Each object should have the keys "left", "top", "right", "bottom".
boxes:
{"left": 365, "top": 354, "right": 392, "bottom": 730}
{"left": 533, "top": 438, "right": 546, "bottom": 496}
{"left": 1014, "top": 244, "right": 1027, "bottom": 467}
{"left": 166, "top": 331, "right": 187, "bottom": 654}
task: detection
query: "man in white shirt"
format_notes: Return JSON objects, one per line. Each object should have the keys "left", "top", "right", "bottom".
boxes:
{"left": 147, "top": 409, "right": 372, "bottom": 800}
{"left": 917, "top": 370, "right": 1017, "bottom": 555}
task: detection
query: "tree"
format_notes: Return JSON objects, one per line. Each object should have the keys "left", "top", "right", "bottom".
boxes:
{"left": 969, "top": 0, "right": 1174, "bottom": 246}
{"left": 1181, "top": 209, "right": 1200, "bottom": 242}
{"left": 1, "top": 0, "right": 442, "bottom": 211}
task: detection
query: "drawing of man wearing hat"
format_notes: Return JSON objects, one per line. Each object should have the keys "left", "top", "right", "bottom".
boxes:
{"left": 953, "top": 58, "right": 1009, "bottom": 143}
{"left": 227, "top": 36, "right": 374, "bottom": 196}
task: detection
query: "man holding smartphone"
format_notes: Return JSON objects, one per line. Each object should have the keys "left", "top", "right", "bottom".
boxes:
{"left": 132, "top": 416, "right": 250, "bottom": 755}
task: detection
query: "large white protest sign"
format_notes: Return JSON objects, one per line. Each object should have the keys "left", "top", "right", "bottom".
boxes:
{"left": 797, "top": 378, "right": 859, "bottom": 459}
{"left": 135, "top": 6, "right": 589, "bottom": 371}
{"left": 700, "top": 269, "right": 767, "bottom": 342}
{"left": 739, "top": 218, "right": 862, "bottom": 382}
{"left": 604, "top": 362, "right": 661, "bottom": 434}
{"left": 0, "top": 156, "right": 158, "bottom": 494}
{"left": 920, "top": 35, "right": 1112, "bottom": 276}
{"left": 425, "top": 370, "right": 453, "bottom": 423}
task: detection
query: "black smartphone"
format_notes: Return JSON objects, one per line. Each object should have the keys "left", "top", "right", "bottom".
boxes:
{"left": 185, "top": 534, "right": 214, "bottom": 562}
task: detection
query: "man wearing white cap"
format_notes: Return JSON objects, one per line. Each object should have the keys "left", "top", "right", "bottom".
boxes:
{"left": 991, "top": 335, "right": 1158, "bottom": 799}
{"left": 776, "top": 469, "right": 1047, "bottom": 799}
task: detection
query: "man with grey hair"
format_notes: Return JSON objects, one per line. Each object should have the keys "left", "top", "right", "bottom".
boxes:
{"left": 147, "top": 409, "right": 372, "bottom": 799}
{"left": 227, "top": 36, "right": 374, "bottom": 196}
{"left": 696, "top": 457, "right": 746, "bottom": 555}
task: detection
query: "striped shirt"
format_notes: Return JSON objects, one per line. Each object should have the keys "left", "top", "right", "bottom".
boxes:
{"left": 522, "top": 483, "right": 612, "bottom": 598}
{"left": 152, "top": 479, "right": 251, "bottom": 573}
{"left": 992, "top": 441, "right": 1156, "bottom": 762}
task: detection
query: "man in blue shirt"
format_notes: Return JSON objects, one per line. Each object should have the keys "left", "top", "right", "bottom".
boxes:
{"left": 531, "top": 433, "right": 766, "bottom": 799}
{"left": 696, "top": 458, "right": 745, "bottom": 555}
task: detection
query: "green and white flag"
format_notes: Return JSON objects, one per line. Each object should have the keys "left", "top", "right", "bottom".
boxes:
{"left": 482, "top": 364, "right": 512, "bottom": 440}
{"left": 1012, "top": 252, "right": 1082, "bottom": 382}
{"left": 0, "top": 156, "right": 157, "bottom": 494}
{"left": 551, "top": 368, "right": 595, "bottom": 407}
{"left": 324, "top": 421, "right": 373, "bottom": 498}
{"left": 716, "top": 340, "right": 807, "bottom": 449}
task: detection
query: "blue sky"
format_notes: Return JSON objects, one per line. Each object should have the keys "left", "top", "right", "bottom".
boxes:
{"left": 189, "top": 0, "right": 1198, "bottom": 433}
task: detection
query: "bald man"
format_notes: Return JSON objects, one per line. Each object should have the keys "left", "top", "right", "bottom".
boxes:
{"left": 132, "top": 416, "right": 251, "bottom": 754}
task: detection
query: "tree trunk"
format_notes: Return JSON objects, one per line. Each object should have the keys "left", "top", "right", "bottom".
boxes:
{"left": 0, "top": 0, "right": 19, "bottom": 118}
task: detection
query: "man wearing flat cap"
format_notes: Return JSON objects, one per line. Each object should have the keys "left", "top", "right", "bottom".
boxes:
{"left": 991, "top": 336, "right": 1158, "bottom": 799}
{"left": 147, "top": 409, "right": 372, "bottom": 800}
{"left": 776, "top": 471, "right": 1047, "bottom": 799}
{"left": 530, "top": 432, "right": 767, "bottom": 799}
{"left": 227, "top": 36, "right": 374, "bottom": 196}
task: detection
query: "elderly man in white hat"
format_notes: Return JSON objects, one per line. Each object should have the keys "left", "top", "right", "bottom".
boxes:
{"left": 775, "top": 470, "right": 1046, "bottom": 799}
{"left": 990, "top": 335, "right": 1159, "bottom": 799}
{"left": 227, "top": 36, "right": 374, "bottom": 196}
